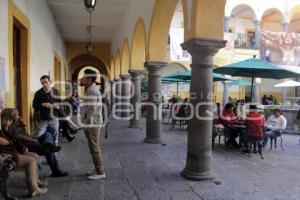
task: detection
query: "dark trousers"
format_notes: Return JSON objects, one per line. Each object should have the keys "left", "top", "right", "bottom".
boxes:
{"left": 37, "top": 132, "right": 60, "bottom": 173}
{"left": 224, "top": 127, "right": 240, "bottom": 148}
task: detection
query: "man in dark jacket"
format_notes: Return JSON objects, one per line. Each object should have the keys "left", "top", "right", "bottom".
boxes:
{"left": 32, "top": 75, "right": 68, "bottom": 177}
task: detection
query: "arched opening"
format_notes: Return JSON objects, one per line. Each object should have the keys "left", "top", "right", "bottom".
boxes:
{"left": 120, "top": 39, "right": 130, "bottom": 75}
{"left": 147, "top": 0, "right": 179, "bottom": 61}
{"left": 69, "top": 54, "right": 109, "bottom": 95}
{"left": 289, "top": 6, "right": 300, "bottom": 33}
{"left": 131, "top": 18, "right": 146, "bottom": 70}
{"left": 261, "top": 8, "right": 285, "bottom": 32}
{"left": 75, "top": 66, "right": 102, "bottom": 96}
{"left": 230, "top": 4, "right": 257, "bottom": 49}
{"left": 114, "top": 50, "right": 121, "bottom": 78}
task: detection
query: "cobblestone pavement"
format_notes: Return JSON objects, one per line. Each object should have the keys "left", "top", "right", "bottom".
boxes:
{"left": 7, "top": 119, "right": 300, "bottom": 200}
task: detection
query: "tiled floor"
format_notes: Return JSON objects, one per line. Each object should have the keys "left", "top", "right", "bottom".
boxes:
{"left": 7, "top": 118, "right": 300, "bottom": 200}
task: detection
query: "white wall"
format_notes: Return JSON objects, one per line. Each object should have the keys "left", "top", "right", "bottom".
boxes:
{"left": 0, "top": 0, "right": 66, "bottom": 93}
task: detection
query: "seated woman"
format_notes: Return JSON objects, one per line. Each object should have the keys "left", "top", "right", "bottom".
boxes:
{"left": 9, "top": 108, "right": 61, "bottom": 155}
{"left": 8, "top": 109, "right": 67, "bottom": 177}
{"left": 0, "top": 108, "right": 47, "bottom": 197}
{"left": 218, "top": 103, "right": 241, "bottom": 148}
{"left": 263, "top": 108, "right": 287, "bottom": 147}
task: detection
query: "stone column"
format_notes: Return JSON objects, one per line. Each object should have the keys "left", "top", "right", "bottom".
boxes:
{"left": 281, "top": 23, "right": 289, "bottom": 105}
{"left": 282, "top": 22, "right": 289, "bottom": 32}
{"left": 120, "top": 75, "right": 131, "bottom": 118}
{"left": 128, "top": 70, "right": 143, "bottom": 128}
{"left": 181, "top": 38, "right": 226, "bottom": 181}
{"left": 254, "top": 20, "right": 260, "bottom": 49}
{"left": 110, "top": 80, "right": 115, "bottom": 111}
{"left": 144, "top": 62, "right": 166, "bottom": 144}
{"left": 224, "top": 16, "right": 230, "bottom": 32}
{"left": 281, "top": 87, "right": 288, "bottom": 105}
{"left": 223, "top": 81, "right": 229, "bottom": 106}
{"left": 114, "top": 77, "right": 122, "bottom": 117}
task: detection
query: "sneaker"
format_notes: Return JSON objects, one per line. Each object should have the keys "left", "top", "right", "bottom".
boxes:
{"left": 30, "top": 187, "right": 48, "bottom": 197}
{"left": 88, "top": 173, "right": 106, "bottom": 180}
{"left": 87, "top": 170, "right": 96, "bottom": 176}
{"left": 51, "top": 170, "right": 68, "bottom": 177}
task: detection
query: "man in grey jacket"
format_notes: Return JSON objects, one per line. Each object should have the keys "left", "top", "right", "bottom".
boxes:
{"left": 80, "top": 69, "right": 105, "bottom": 180}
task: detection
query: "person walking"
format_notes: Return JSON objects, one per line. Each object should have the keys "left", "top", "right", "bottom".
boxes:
{"left": 80, "top": 69, "right": 105, "bottom": 180}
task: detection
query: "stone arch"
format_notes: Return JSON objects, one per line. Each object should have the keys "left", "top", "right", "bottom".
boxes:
{"left": 261, "top": 8, "right": 286, "bottom": 31}
{"left": 131, "top": 17, "right": 147, "bottom": 70}
{"left": 147, "top": 0, "right": 179, "bottom": 61}
{"left": 230, "top": 4, "right": 257, "bottom": 20}
{"left": 69, "top": 54, "right": 109, "bottom": 81}
{"left": 114, "top": 49, "right": 121, "bottom": 78}
{"left": 120, "top": 39, "right": 130, "bottom": 75}
{"left": 289, "top": 5, "right": 300, "bottom": 33}
{"left": 110, "top": 58, "right": 115, "bottom": 80}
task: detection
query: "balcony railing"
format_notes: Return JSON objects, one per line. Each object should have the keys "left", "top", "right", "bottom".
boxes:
{"left": 225, "top": 32, "right": 257, "bottom": 50}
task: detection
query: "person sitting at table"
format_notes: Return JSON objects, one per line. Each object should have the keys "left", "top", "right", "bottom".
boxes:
{"left": 243, "top": 105, "right": 265, "bottom": 151}
{"left": 263, "top": 108, "right": 287, "bottom": 147}
{"left": 218, "top": 103, "right": 241, "bottom": 149}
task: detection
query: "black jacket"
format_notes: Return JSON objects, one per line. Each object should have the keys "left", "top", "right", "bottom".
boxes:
{"left": 32, "top": 88, "right": 61, "bottom": 120}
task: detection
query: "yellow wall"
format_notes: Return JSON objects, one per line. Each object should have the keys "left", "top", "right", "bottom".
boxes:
{"left": 131, "top": 17, "right": 147, "bottom": 69}
{"left": 8, "top": 0, "right": 31, "bottom": 129}
{"left": 66, "top": 42, "right": 111, "bottom": 71}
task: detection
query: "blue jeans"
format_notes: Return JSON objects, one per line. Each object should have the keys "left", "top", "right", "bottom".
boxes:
{"left": 263, "top": 129, "right": 280, "bottom": 147}
{"left": 35, "top": 119, "right": 59, "bottom": 145}
{"left": 38, "top": 130, "right": 61, "bottom": 174}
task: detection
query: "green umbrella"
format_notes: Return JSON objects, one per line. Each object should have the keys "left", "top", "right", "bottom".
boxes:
{"left": 142, "top": 77, "right": 189, "bottom": 96}
{"left": 165, "top": 70, "right": 231, "bottom": 82}
{"left": 227, "top": 80, "right": 254, "bottom": 86}
{"left": 213, "top": 55, "right": 300, "bottom": 101}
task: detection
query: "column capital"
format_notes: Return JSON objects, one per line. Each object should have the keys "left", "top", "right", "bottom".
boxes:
{"left": 181, "top": 38, "right": 226, "bottom": 66}
{"left": 114, "top": 77, "right": 121, "bottom": 81}
{"left": 120, "top": 74, "right": 131, "bottom": 81}
{"left": 181, "top": 38, "right": 226, "bottom": 55}
{"left": 224, "top": 16, "right": 230, "bottom": 21}
{"left": 253, "top": 20, "right": 260, "bottom": 26}
{"left": 128, "top": 70, "right": 144, "bottom": 77}
{"left": 144, "top": 61, "right": 167, "bottom": 71}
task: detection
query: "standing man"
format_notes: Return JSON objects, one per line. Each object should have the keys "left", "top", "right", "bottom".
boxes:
{"left": 80, "top": 69, "right": 105, "bottom": 180}
{"left": 33, "top": 75, "right": 68, "bottom": 177}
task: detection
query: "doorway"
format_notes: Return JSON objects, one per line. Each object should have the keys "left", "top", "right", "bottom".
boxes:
{"left": 13, "top": 24, "right": 22, "bottom": 116}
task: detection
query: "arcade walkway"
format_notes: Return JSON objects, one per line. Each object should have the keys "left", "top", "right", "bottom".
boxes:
{"left": 9, "top": 119, "right": 300, "bottom": 200}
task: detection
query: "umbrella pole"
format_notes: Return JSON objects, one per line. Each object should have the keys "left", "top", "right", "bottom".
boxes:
{"left": 250, "top": 74, "right": 254, "bottom": 103}
{"left": 177, "top": 82, "right": 179, "bottom": 97}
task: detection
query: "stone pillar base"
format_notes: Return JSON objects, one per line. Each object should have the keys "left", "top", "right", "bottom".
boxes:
{"left": 181, "top": 168, "right": 215, "bottom": 181}
{"left": 144, "top": 137, "right": 163, "bottom": 144}
{"left": 128, "top": 124, "right": 141, "bottom": 129}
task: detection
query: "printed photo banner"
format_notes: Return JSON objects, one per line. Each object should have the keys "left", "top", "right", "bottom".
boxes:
{"left": 260, "top": 30, "right": 300, "bottom": 66}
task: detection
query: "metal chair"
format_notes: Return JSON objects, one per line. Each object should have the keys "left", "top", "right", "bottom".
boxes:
{"left": 270, "top": 130, "right": 284, "bottom": 151}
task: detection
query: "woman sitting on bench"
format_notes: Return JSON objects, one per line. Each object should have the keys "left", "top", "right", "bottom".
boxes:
{"left": 0, "top": 108, "right": 47, "bottom": 197}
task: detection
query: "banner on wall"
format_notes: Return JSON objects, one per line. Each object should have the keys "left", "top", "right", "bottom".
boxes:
{"left": 260, "top": 30, "right": 300, "bottom": 66}
{"left": 169, "top": 28, "right": 190, "bottom": 61}
{"left": 0, "top": 57, "right": 5, "bottom": 110}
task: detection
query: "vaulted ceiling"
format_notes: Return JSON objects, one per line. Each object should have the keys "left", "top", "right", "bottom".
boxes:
{"left": 48, "top": 0, "right": 130, "bottom": 42}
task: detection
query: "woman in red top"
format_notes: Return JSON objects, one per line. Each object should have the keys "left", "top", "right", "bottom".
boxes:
{"left": 218, "top": 103, "right": 241, "bottom": 148}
